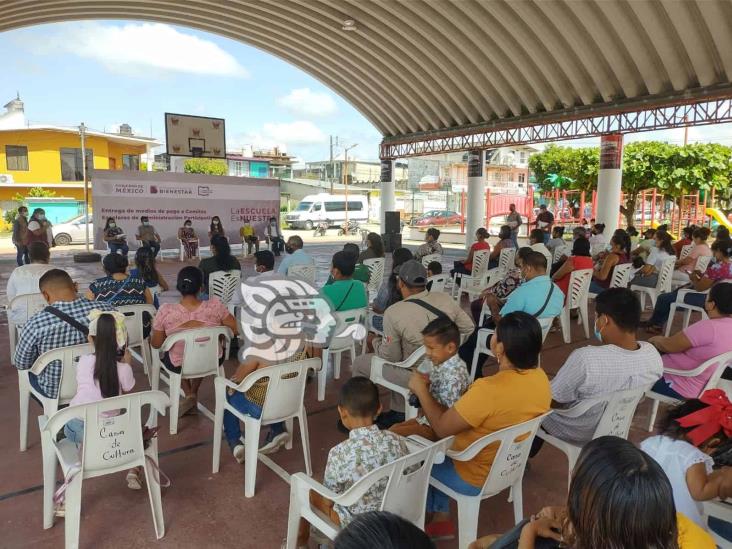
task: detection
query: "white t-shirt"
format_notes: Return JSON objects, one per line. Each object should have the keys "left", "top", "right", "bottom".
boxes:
{"left": 530, "top": 243, "right": 553, "bottom": 268}
{"left": 641, "top": 435, "right": 713, "bottom": 528}
{"left": 6, "top": 263, "right": 54, "bottom": 324}
{"left": 646, "top": 247, "right": 673, "bottom": 270}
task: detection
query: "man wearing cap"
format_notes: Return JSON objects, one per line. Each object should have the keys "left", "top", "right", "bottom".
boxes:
{"left": 534, "top": 204, "right": 554, "bottom": 245}
{"left": 352, "top": 260, "right": 474, "bottom": 425}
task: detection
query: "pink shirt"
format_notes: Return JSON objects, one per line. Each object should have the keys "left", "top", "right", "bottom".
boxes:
{"left": 664, "top": 317, "right": 732, "bottom": 398}
{"left": 70, "top": 354, "right": 135, "bottom": 407}
{"left": 152, "top": 297, "right": 230, "bottom": 366}
{"left": 679, "top": 244, "right": 712, "bottom": 274}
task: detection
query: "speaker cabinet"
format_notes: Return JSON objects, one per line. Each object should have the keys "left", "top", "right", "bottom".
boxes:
{"left": 384, "top": 211, "right": 401, "bottom": 235}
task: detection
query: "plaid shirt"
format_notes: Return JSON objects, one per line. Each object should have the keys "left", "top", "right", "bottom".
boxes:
{"left": 14, "top": 297, "right": 115, "bottom": 397}
{"left": 324, "top": 425, "right": 409, "bottom": 525}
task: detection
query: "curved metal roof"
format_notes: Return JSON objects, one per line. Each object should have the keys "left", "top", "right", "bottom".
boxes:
{"left": 4, "top": 0, "right": 732, "bottom": 142}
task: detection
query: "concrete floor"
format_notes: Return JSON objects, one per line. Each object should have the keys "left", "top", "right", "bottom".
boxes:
{"left": 0, "top": 237, "right": 667, "bottom": 549}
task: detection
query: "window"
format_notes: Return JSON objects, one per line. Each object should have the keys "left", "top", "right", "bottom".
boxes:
{"left": 122, "top": 154, "right": 140, "bottom": 171}
{"left": 518, "top": 173, "right": 526, "bottom": 183}
{"left": 60, "top": 148, "right": 94, "bottom": 181}
{"left": 250, "top": 161, "right": 269, "bottom": 178}
{"left": 6, "top": 145, "right": 29, "bottom": 171}
{"left": 324, "top": 201, "right": 363, "bottom": 212}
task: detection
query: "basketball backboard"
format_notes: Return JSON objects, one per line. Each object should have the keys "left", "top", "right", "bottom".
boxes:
{"left": 165, "top": 113, "right": 226, "bottom": 159}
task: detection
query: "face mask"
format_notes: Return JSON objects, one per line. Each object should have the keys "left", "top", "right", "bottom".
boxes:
{"left": 185, "top": 223, "right": 191, "bottom": 228}
{"left": 594, "top": 318, "right": 604, "bottom": 342}
{"left": 142, "top": 221, "right": 149, "bottom": 226}
{"left": 213, "top": 220, "right": 219, "bottom": 225}
{"left": 271, "top": 221, "right": 276, "bottom": 226}
{"left": 109, "top": 222, "right": 116, "bottom": 228}
{"left": 285, "top": 245, "right": 294, "bottom": 254}
{"left": 38, "top": 215, "right": 46, "bottom": 221}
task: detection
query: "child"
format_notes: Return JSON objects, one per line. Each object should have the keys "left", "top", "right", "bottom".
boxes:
{"left": 426, "top": 261, "right": 442, "bottom": 291}
{"left": 63, "top": 310, "right": 139, "bottom": 486}
{"left": 641, "top": 390, "right": 732, "bottom": 539}
{"left": 130, "top": 245, "right": 169, "bottom": 308}
{"left": 295, "top": 377, "right": 409, "bottom": 548}
{"left": 390, "top": 317, "right": 469, "bottom": 440}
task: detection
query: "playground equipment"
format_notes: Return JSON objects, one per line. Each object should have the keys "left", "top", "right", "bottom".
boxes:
{"left": 459, "top": 187, "right": 535, "bottom": 233}
{"left": 706, "top": 207, "right": 732, "bottom": 231}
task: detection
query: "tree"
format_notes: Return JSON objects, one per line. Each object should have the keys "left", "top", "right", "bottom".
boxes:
{"left": 183, "top": 158, "right": 228, "bottom": 176}
{"left": 5, "top": 187, "right": 58, "bottom": 226}
{"left": 528, "top": 144, "right": 598, "bottom": 193}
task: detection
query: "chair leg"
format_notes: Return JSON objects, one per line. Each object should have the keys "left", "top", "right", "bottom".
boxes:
{"left": 317, "top": 350, "right": 329, "bottom": 402}
{"left": 64, "top": 473, "right": 84, "bottom": 549}
{"left": 143, "top": 453, "right": 166, "bottom": 539}
{"left": 243, "top": 419, "right": 261, "bottom": 498}
{"left": 511, "top": 480, "right": 524, "bottom": 522}
{"left": 638, "top": 291, "right": 647, "bottom": 311}
{"left": 469, "top": 352, "right": 480, "bottom": 384}
{"left": 212, "top": 396, "right": 225, "bottom": 474}
{"left": 665, "top": 304, "right": 678, "bottom": 337}
{"left": 168, "top": 374, "right": 182, "bottom": 435}
{"left": 566, "top": 447, "right": 581, "bottom": 491}
{"left": 579, "top": 302, "right": 589, "bottom": 339}
{"left": 456, "top": 499, "right": 480, "bottom": 549}
{"left": 299, "top": 411, "right": 312, "bottom": 476}
{"left": 560, "top": 308, "right": 571, "bottom": 344}
{"left": 41, "top": 431, "right": 57, "bottom": 529}
{"left": 285, "top": 418, "right": 294, "bottom": 450}
{"left": 19, "top": 376, "right": 30, "bottom": 451}
{"left": 648, "top": 399, "right": 660, "bottom": 432}
{"left": 334, "top": 352, "right": 342, "bottom": 380}
{"left": 286, "top": 484, "right": 303, "bottom": 549}
{"left": 683, "top": 308, "right": 692, "bottom": 330}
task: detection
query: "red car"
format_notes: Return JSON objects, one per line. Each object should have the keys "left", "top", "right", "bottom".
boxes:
{"left": 413, "top": 210, "right": 462, "bottom": 226}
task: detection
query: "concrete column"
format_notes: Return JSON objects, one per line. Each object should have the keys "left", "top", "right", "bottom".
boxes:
{"left": 596, "top": 134, "right": 623, "bottom": 234}
{"left": 380, "top": 159, "right": 396, "bottom": 233}
{"left": 465, "top": 149, "right": 486, "bottom": 251}
{"left": 146, "top": 145, "right": 154, "bottom": 171}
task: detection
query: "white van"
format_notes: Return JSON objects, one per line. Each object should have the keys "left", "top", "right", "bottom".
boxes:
{"left": 285, "top": 193, "right": 369, "bottom": 229}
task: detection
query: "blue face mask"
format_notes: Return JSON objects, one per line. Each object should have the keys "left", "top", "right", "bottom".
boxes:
{"left": 594, "top": 318, "right": 604, "bottom": 342}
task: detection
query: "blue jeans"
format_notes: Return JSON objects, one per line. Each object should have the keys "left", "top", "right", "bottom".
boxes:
{"left": 108, "top": 242, "right": 129, "bottom": 256}
{"left": 15, "top": 244, "right": 29, "bottom": 266}
{"left": 64, "top": 418, "right": 84, "bottom": 445}
{"left": 427, "top": 457, "right": 481, "bottom": 513}
{"left": 28, "top": 372, "right": 52, "bottom": 398}
{"left": 543, "top": 233, "right": 550, "bottom": 244}
{"left": 223, "top": 391, "right": 285, "bottom": 448}
{"left": 648, "top": 289, "right": 706, "bottom": 327}
{"left": 589, "top": 279, "right": 607, "bottom": 295}
{"left": 651, "top": 377, "right": 684, "bottom": 400}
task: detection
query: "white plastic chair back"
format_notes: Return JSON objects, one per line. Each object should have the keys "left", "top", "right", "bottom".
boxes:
{"left": 496, "top": 247, "right": 515, "bottom": 274}
{"left": 472, "top": 249, "right": 491, "bottom": 276}
{"left": 656, "top": 257, "right": 676, "bottom": 293}
{"left": 420, "top": 253, "right": 441, "bottom": 268}
{"left": 695, "top": 254, "right": 712, "bottom": 274}
{"left": 161, "top": 326, "right": 232, "bottom": 379}
{"left": 703, "top": 499, "right": 732, "bottom": 547}
{"left": 8, "top": 292, "right": 47, "bottom": 324}
{"left": 566, "top": 268, "right": 593, "bottom": 309}
{"left": 609, "top": 263, "right": 633, "bottom": 289}
{"left": 679, "top": 243, "right": 694, "bottom": 261}
{"left": 208, "top": 270, "right": 241, "bottom": 304}
{"left": 591, "top": 387, "right": 647, "bottom": 439}
{"left": 36, "top": 343, "right": 95, "bottom": 403}
{"left": 117, "top": 304, "right": 156, "bottom": 348}
{"left": 427, "top": 274, "right": 449, "bottom": 292}
{"left": 287, "top": 263, "right": 316, "bottom": 285}
{"left": 329, "top": 308, "right": 367, "bottom": 351}
{"left": 552, "top": 245, "right": 569, "bottom": 264}
{"left": 258, "top": 359, "right": 319, "bottom": 423}
{"left": 363, "top": 258, "right": 386, "bottom": 294}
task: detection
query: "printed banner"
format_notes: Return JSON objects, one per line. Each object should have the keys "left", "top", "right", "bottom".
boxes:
{"left": 467, "top": 149, "right": 484, "bottom": 178}
{"left": 600, "top": 134, "right": 623, "bottom": 170}
{"left": 91, "top": 170, "right": 280, "bottom": 250}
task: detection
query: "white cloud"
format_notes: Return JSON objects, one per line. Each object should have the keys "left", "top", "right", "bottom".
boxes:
{"left": 277, "top": 88, "right": 337, "bottom": 117}
{"left": 25, "top": 22, "right": 248, "bottom": 78}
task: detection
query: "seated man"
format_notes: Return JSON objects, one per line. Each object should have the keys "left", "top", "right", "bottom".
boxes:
{"left": 14, "top": 269, "right": 115, "bottom": 399}
{"left": 295, "top": 377, "right": 409, "bottom": 547}
{"left": 239, "top": 218, "right": 259, "bottom": 256}
{"left": 325, "top": 243, "right": 370, "bottom": 285}
{"left": 136, "top": 215, "right": 161, "bottom": 257}
{"left": 251, "top": 250, "right": 277, "bottom": 280}
{"left": 529, "top": 228, "right": 553, "bottom": 268}
{"left": 459, "top": 251, "right": 564, "bottom": 375}
{"left": 352, "top": 260, "right": 474, "bottom": 425}
{"left": 277, "top": 235, "right": 314, "bottom": 274}
{"left": 537, "top": 288, "right": 662, "bottom": 448}
{"left": 320, "top": 251, "right": 368, "bottom": 312}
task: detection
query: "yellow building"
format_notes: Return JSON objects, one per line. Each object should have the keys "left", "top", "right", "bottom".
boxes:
{"left": 0, "top": 95, "right": 159, "bottom": 204}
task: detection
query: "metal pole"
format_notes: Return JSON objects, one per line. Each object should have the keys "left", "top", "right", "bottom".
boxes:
{"left": 344, "top": 148, "right": 349, "bottom": 224}
{"left": 80, "top": 122, "right": 90, "bottom": 252}
{"left": 329, "top": 135, "right": 334, "bottom": 194}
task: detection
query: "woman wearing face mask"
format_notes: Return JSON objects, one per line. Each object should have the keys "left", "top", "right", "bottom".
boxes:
{"left": 26, "top": 208, "right": 54, "bottom": 248}
{"left": 103, "top": 217, "right": 128, "bottom": 256}
{"left": 628, "top": 230, "right": 675, "bottom": 288}
{"left": 208, "top": 216, "right": 225, "bottom": 240}
{"left": 266, "top": 216, "right": 285, "bottom": 256}
{"left": 178, "top": 219, "right": 198, "bottom": 260}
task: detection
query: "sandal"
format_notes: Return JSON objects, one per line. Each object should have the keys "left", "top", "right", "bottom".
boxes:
{"left": 178, "top": 397, "right": 198, "bottom": 417}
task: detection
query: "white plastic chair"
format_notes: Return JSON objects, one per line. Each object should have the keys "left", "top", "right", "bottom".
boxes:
{"left": 179, "top": 238, "right": 200, "bottom": 261}
{"left": 427, "top": 274, "right": 449, "bottom": 293}
{"left": 695, "top": 254, "right": 712, "bottom": 275}
{"left": 456, "top": 248, "right": 513, "bottom": 302}
{"left": 420, "top": 253, "right": 442, "bottom": 268}
{"left": 645, "top": 351, "right": 732, "bottom": 431}
{"left": 40, "top": 391, "right": 170, "bottom": 547}
{"left": 559, "top": 268, "right": 593, "bottom": 344}
{"left": 19, "top": 343, "right": 94, "bottom": 452}
{"left": 470, "top": 317, "right": 554, "bottom": 382}
{"left": 664, "top": 287, "right": 711, "bottom": 337}
{"left": 317, "top": 308, "right": 367, "bottom": 401}
{"left": 631, "top": 256, "right": 676, "bottom": 310}
{"left": 285, "top": 436, "right": 453, "bottom": 548}
{"left": 430, "top": 412, "right": 552, "bottom": 549}
{"left": 451, "top": 249, "right": 490, "bottom": 300}
{"left": 536, "top": 386, "right": 648, "bottom": 488}
{"left": 552, "top": 244, "right": 570, "bottom": 265}
{"left": 7, "top": 292, "right": 48, "bottom": 365}
{"left": 117, "top": 304, "right": 157, "bottom": 379}
{"left": 212, "top": 357, "right": 319, "bottom": 497}
{"left": 588, "top": 263, "right": 632, "bottom": 299}
{"left": 370, "top": 346, "right": 426, "bottom": 420}
{"left": 363, "top": 258, "right": 386, "bottom": 296}
{"left": 703, "top": 499, "right": 732, "bottom": 547}
{"left": 679, "top": 243, "right": 694, "bottom": 261}
{"left": 150, "top": 326, "right": 232, "bottom": 434}
{"left": 288, "top": 263, "right": 316, "bottom": 285}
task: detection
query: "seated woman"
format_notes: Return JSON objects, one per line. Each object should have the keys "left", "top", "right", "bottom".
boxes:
{"left": 151, "top": 267, "right": 238, "bottom": 417}
{"left": 472, "top": 436, "right": 715, "bottom": 549}
{"left": 673, "top": 225, "right": 695, "bottom": 258}
{"left": 487, "top": 225, "right": 514, "bottom": 269}
{"left": 631, "top": 227, "right": 657, "bottom": 260}
{"left": 198, "top": 235, "right": 241, "bottom": 295}
{"left": 673, "top": 226, "right": 712, "bottom": 286}
{"left": 87, "top": 252, "right": 152, "bottom": 307}
{"left": 588, "top": 235, "right": 629, "bottom": 295}
{"left": 178, "top": 219, "right": 199, "bottom": 260}
{"left": 413, "top": 227, "right": 443, "bottom": 261}
{"left": 103, "top": 217, "right": 128, "bottom": 256}
{"left": 129, "top": 246, "right": 169, "bottom": 309}
{"left": 552, "top": 236, "right": 594, "bottom": 300}
{"left": 648, "top": 283, "right": 732, "bottom": 399}
{"left": 208, "top": 216, "right": 226, "bottom": 240}
{"left": 408, "top": 311, "right": 551, "bottom": 538}
{"left": 451, "top": 228, "right": 491, "bottom": 278}
{"left": 643, "top": 238, "right": 732, "bottom": 334}
{"left": 357, "top": 232, "right": 385, "bottom": 263}
{"left": 370, "top": 248, "right": 413, "bottom": 335}
{"left": 629, "top": 230, "right": 675, "bottom": 288}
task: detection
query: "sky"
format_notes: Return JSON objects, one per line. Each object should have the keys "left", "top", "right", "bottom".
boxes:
{"left": 3, "top": 20, "right": 732, "bottom": 164}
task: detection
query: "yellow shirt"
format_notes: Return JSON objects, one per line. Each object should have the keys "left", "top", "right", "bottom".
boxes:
{"left": 677, "top": 513, "right": 715, "bottom": 548}
{"left": 452, "top": 368, "right": 551, "bottom": 487}
{"left": 240, "top": 225, "right": 255, "bottom": 238}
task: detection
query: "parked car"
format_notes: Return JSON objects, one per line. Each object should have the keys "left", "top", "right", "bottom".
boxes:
{"left": 413, "top": 210, "right": 462, "bottom": 226}
{"left": 52, "top": 214, "right": 93, "bottom": 245}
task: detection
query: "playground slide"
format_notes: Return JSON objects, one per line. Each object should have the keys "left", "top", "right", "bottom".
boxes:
{"left": 706, "top": 208, "right": 732, "bottom": 231}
